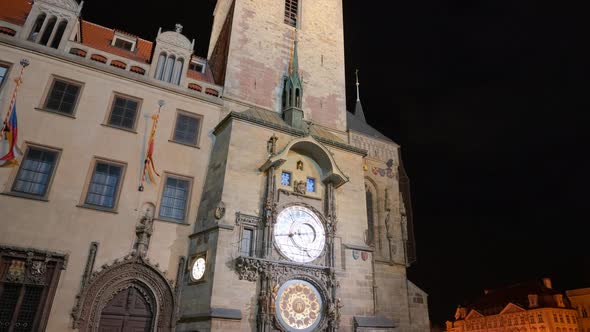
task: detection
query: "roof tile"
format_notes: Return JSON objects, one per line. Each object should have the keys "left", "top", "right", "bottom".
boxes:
{"left": 0, "top": 0, "right": 32, "bottom": 26}
{"left": 80, "top": 20, "right": 153, "bottom": 63}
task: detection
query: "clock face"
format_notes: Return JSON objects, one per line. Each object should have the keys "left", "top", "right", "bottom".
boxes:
{"left": 191, "top": 257, "right": 206, "bottom": 281}
{"left": 275, "top": 280, "right": 323, "bottom": 332}
{"left": 274, "top": 205, "right": 325, "bottom": 263}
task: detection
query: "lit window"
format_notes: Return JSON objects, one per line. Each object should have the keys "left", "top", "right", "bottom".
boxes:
{"left": 240, "top": 228, "right": 254, "bottom": 256}
{"left": 12, "top": 146, "right": 60, "bottom": 198}
{"left": 107, "top": 95, "right": 140, "bottom": 130}
{"left": 172, "top": 111, "right": 202, "bottom": 146}
{"left": 284, "top": 0, "right": 299, "bottom": 27}
{"left": 306, "top": 178, "right": 315, "bottom": 192}
{"left": 84, "top": 160, "right": 124, "bottom": 210}
{"left": 44, "top": 78, "right": 82, "bottom": 115}
{"left": 281, "top": 172, "right": 291, "bottom": 186}
{"left": 158, "top": 175, "right": 191, "bottom": 222}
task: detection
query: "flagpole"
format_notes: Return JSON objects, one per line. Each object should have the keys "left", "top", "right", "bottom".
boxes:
{"left": 1, "top": 59, "right": 29, "bottom": 141}
{"left": 138, "top": 99, "right": 164, "bottom": 191}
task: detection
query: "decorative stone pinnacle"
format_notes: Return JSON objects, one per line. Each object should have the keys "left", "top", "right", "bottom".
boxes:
{"left": 355, "top": 69, "right": 360, "bottom": 102}
{"left": 175, "top": 24, "right": 183, "bottom": 33}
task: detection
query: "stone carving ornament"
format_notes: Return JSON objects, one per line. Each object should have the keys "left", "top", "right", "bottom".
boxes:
{"left": 71, "top": 255, "right": 176, "bottom": 332}
{"left": 158, "top": 31, "right": 193, "bottom": 50}
{"left": 38, "top": 0, "right": 81, "bottom": 12}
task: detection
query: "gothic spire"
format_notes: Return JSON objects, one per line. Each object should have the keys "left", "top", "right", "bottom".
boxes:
{"left": 354, "top": 69, "right": 367, "bottom": 123}
{"left": 290, "top": 30, "right": 300, "bottom": 77}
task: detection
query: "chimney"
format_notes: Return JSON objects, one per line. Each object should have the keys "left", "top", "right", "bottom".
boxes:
{"left": 542, "top": 278, "right": 552, "bottom": 289}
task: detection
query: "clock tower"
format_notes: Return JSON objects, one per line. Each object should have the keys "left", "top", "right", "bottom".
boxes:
{"left": 176, "top": 1, "right": 429, "bottom": 331}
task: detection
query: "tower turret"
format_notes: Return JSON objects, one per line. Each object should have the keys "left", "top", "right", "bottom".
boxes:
{"left": 282, "top": 35, "right": 304, "bottom": 130}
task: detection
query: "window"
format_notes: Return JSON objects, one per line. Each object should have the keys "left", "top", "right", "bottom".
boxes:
{"left": 107, "top": 95, "right": 141, "bottom": 130}
{"left": 83, "top": 160, "right": 125, "bottom": 210}
{"left": 0, "top": 245, "right": 66, "bottom": 331}
{"left": 365, "top": 184, "right": 375, "bottom": 245}
{"left": 11, "top": 146, "right": 60, "bottom": 199}
{"left": 538, "top": 313, "right": 543, "bottom": 323}
{"left": 189, "top": 61, "right": 204, "bottom": 73}
{"left": 0, "top": 62, "right": 9, "bottom": 91}
{"left": 172, "top": 111, "right": 202, "bottom": 146}
{"left": 306, "top": 177, "right": 315, "bottom": 192}
{"left": 284, "top": 0, "right": 299, "bottom": 27}
{"left": 44, "top": 78, "right": 82, "bottom": 115}
{"left": 240, "top": 228, "right": 254, "bottom": 256}
{"left": 158, "top": 174, "right": 191, "bottom": 222}
{"left": 114, "top": 38, "right": 133, "bottom": 51}
{"left": 281, "top": 171, "right": 291, "bottom": 186}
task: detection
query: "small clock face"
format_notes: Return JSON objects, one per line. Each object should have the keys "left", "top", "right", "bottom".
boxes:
{"left": 191, "top": 257, "right": 206, "bottom": 281}
{"left": 274, "top": 205, "right": 325, "bottom": 263}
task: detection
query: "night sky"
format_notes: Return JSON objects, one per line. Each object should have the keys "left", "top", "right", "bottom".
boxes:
{"left": 81, "top": 0, "right": 590, "bottom": 327}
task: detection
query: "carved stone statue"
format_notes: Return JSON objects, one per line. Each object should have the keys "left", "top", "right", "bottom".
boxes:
{"left": 296, "top": 160, "right": 303, "bottom": 170}
{"left": 384, "top": 211, "right": 393, "bottom": 239}
{"left": 135, "top": 212, "right": 154, "bottom": 258}
{"left": 294, "top": 180, "right": 306, "bottom": 195}
{"left": 214, "top": 201, "right": 225, "bottom": 220}
{"left": 259, "top": 290, "right": 269, "bottom": 315}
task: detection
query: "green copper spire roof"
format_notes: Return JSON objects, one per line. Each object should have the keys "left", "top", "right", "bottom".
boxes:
{"left": 289, "top": 30, "right": 300, "bottom": 80}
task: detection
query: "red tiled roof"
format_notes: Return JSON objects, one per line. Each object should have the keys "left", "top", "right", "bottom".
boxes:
{"left": 80, "top": 20, "right": 153, "bottom": 64}
{"left": 0, "top": 0, "right": 32, "bottom": 26}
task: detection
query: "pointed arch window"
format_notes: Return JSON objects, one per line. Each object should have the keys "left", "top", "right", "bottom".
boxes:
{"left": 365, "top": 184, "right": 375, "bottom": 246}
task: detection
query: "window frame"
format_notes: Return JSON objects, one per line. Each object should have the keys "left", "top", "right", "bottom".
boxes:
{"left": 238, "top": 217, "right": 258, "bottom": 258}
{"left": 306, "top": 177, "right": 316, "bottom": 193}
{"left": 284, "top": 0, "right": 301, "bottom": 28}
{"left": 0, "top": 61, "right": 11, "bottom": 93}
{"left": 170, "top": 110, "right": 203, "bottom": 148}
{"left": 0, "top": 245, "right": 67, "bottom": 332}
{"left": 103, "top": 92, "right": 142, "bottom": 132}
{"left": 111, "top": 32, "right": 137, "bottom": 52}
{"left": 8, "top": 143, "right": 62, "bottom": 201}
{"left": 156, "top": 172, "right": 193, "bottom": 224}
{"left": 40, "top": 75, "right": 84, "bottom": 117}
{"left": 188, "top": 59, "right": 206, "bottom": 74}
{"left": 280, "top": 171, "right": 292, "bottom": 186}
{"left": 79, "top": 157, "right": 127, "bottom": 213}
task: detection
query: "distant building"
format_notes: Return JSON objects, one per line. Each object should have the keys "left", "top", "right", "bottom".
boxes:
{"left": 566, "top": 288, "right": 590, "bottom": 332}
{"left": 445, "top": 278, "right": 579, "bottom": 332}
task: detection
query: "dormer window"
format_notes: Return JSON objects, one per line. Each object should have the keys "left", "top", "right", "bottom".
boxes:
{"left": 189, "top": 59, "right": 206, "bottom": 74}
{"left": 112, "top": 32, "right": 136, "bottom": 52}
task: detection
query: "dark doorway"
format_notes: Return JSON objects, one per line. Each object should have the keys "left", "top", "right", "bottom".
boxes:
{"left": 98, "top": 286, "right": 153, "bottom": 332}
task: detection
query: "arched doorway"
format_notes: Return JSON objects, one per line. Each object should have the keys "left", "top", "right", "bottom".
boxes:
{"left": 72, "top": 256, "right": 176, "bottom": 332}
{"left": 98, "top": 285, "right": 154, "bottom": 331}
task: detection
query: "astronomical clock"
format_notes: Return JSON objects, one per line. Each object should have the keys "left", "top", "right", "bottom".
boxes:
{"left": 235, "top": 135, "right": 348, "bottom": 332}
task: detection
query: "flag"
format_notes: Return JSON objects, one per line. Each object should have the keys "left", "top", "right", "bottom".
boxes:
{"left": 141, "top": 113, "right": 160, "bottom": 185}
{"left": 0, "top": 101, "right": 21, "bottom": 167}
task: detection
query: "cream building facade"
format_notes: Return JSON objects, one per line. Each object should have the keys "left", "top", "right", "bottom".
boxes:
{"left": 0, "top": 0, "right": 429, "bottom": 331}
{"left": 445, "top": 279, "right": 579, "bottom": 332}
{"left": 566, "top": 288, "right": 590, "bottom": 332}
